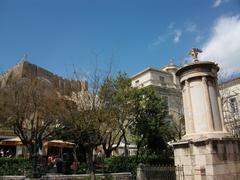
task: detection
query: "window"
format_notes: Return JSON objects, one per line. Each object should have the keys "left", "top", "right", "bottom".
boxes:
{"left": 229, "top": 97, "right": 238, "bottom": 113}
{"left": 159, "top": 76, "right": 165, "bottom": 82}
{"left": 135, "top": 80, "right": 139, "bottom": 86}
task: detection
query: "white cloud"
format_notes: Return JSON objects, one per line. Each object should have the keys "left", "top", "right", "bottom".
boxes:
{"left": 173, "top": 30, "right": 182, "bottom": 43}
{"left": 213, "top": 0, "right": 222, "bottom": 7}
{"left": 212, "top": 0, "right": 229, "bottom": 8}
{"left": 151, "top": 35, "right": 165, "bottom": 46}
{"left": 185, "top": 22, "right": 197, "bottom": 32}
{"left": 150, "top": 23, "right": 182, "bottom": 47}
{"left": 199, "top": 15, "right": 240, "bottom": 74}
{"left": 195, "top": 35, "right": 202, "bottom": 43}
{"left": 168, "top": 22, "right": 175, "bottom": 30}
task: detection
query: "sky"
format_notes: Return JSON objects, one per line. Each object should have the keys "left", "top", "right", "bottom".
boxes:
{"left": 0, "top": 0, "right": 240, "bottom": 78}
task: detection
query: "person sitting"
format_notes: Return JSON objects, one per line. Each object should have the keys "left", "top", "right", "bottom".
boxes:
{"left": 0, "top": 149, "right": 4, "bottom": 157}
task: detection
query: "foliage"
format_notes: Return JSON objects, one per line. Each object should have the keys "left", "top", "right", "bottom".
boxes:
{"left": 76, "top": 162, "right": 88, "bottom": 174}
{"left": 0, "top": 157, "right": 31, "bottom": 176}
{"left": 99, "top": 72, "right": 136, "bottom": 157}
{"left": 104, "top": 155, "right": 174, "bottom": 177}
{"left": 130, "top": 87, "right": 175, "bottom": 155}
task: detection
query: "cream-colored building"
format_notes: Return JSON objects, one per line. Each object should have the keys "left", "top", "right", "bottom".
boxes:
{"left": 131, "top": 63, "right": 183, "bottom": 119}
{"left": 220, "top": 77, "right": 240, "bottom": 137}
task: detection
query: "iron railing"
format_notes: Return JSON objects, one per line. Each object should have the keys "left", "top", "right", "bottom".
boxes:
{"left": 137, "top": 164, "right": 184, "bottom": 180}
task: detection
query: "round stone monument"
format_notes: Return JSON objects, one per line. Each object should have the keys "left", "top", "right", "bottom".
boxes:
{"left": 176, "top": 48, "right": 230, "bottom": 140}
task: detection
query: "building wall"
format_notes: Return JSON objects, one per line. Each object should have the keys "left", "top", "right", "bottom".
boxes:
{"left": 132, "top": 71, "right": 152, "bottom": 87}
{"left": 220, "top": 78, "right": 240, "bottom": 136}
{"left": 131, "top": 69, "right": 176, "bottom": 89}
{"left": 131, "top": 66, "right": 183, "bottom": 124}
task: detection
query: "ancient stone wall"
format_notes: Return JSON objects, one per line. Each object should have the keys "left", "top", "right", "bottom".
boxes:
{"left": 0, "top": 60, "right": 88, "bottom": 94}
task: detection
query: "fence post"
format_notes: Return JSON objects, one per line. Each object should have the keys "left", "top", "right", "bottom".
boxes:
{"left": 136, "top": 163, "right": 145, "bottom": 180}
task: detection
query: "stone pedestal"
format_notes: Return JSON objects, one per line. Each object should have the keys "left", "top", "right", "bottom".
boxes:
{"left": 173, "top": 138, "right": 240, "bottom": 180}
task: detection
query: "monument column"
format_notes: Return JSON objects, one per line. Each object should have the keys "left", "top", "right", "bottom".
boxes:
{"left": 202, "top": 76, "right": 214, "bottom": 131}
{"left": 185, "top": 80, "right": 194, "bottom": 134}
{"left": 172, "top": 48, "right": 240, "bottom": 180}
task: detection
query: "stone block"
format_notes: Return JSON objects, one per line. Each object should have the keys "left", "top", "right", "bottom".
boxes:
{"left": 183, "top": 165, "right": 194, "bottom": 176}
{"left": 233, "top": 142, "right": 239, "bottom": 154}
{"left": 193, "top": 145, "right": 209, "bottom": 155}
{"left": 195, "top": 154, "right": 207, "bottom": 166}
{"left": 226, "top": 142, "right": 234, "bottom": 154}
{"left": 183, "top": 147, "right": 191, "bottom": 156}
{"left": 217, "top": 143, "right": 224, "bottom": 154}
{"left": 235, "top": 162, "right": 240, "bottom": 171}
{"left": 205, "top": 165, "right": 214, "bottom": 175}
{"left": 182, "top": 155, "right": 192, "bottom": 166}
{"left": 205, "top": 154, "right": 214, "bottom": 165}
{"left": 184, "top": 175, "right": 194, "bottom": 180}
{"left": 174, "top": 148, "right": 181, "bottom": 156}
{"left": 211, "top": 154, "right": 223, "bottom": 164}
{"left": 174, "top": 139, "right": 240, "bottom": 180}
{"left": 213, "top": 174, "right": 236, "bottom": 180}
{"left": 174, "top": 156, "right": 181, "bottom": 165}
{"left": 206, "top": 143, "right": 215, "bottom": 154}
{"left": 212, "top": 164, "right": 235, "bottom": 175}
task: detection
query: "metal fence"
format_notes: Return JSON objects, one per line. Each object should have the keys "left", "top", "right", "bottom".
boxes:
{"left": 137, "top": 164, "right": 184, "bottom": 180}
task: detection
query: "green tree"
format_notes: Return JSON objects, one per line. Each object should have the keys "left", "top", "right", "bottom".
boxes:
{"left": 130, "top": 87, "right": 174, "bottom": 156}
{"left": 99, "top": 73, "right": 135, "bottom": 157}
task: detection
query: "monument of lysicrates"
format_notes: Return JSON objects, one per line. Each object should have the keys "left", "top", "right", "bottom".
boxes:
{"left": 172, "top": 48, "right": 240, "bottom": 180}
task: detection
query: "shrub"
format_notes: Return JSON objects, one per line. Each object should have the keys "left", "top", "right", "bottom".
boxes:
{"left": 76, "top": 162, "right": 88, "bottom": 174}
{"left": 0, "top": 157, "right": 31, "bottom": 176}
{"left": 104, "top": 155, "right": 174, "bottom": 177}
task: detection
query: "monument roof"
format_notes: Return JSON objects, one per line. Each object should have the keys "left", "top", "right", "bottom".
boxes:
{"left": 176, "top": 61, "right": 219, "bottom": 77}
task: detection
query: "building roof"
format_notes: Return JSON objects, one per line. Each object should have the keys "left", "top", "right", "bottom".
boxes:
{"left": 131, "top": 67, "right": 171, "bottom": 79}
{"left": 219, "top": 77, "right": 240, "bottom": 89}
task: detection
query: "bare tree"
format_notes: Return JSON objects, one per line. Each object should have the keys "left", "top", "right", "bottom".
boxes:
{"left": 63, "top": 64, "right": 109, "bottom": 180}
{"left": 0, "top": 77, "right": 66, "bottom": 177}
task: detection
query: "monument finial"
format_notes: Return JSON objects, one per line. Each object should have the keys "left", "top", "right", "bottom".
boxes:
{"left": 169, "top": 59, "right": 174, "bottom": 65}
{"left": 189, "top": 48, "right": 202, "bottom": 62}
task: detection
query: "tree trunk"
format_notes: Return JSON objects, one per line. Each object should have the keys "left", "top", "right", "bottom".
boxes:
{"left": 102, "top": 143, "right": 112, "bottom": 157}
{"left": 123, "top": 131, "right": 128, "bottom": 157}
{"left": 28, "top": 143, "right": 39, "bottom": 178}
{"left": 136, "top": 136, "right": 144, "bottom": 161}
{"left": 86, "top": 147, "right": 95, "bottom": 180}
{"left": 105, "top": 149, "right": 112, "bottom": 158}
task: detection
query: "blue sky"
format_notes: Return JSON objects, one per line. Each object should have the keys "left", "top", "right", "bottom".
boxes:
{"left": 0, "top": 0, "right": 240, "bottom": 77}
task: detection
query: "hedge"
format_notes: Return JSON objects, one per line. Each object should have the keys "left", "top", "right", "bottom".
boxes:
{"left": 0, "top": 155, "right": 173, "bottom": 176}
{"left": 104, "top": 155, "right": 174, "bottom": 177}
{"left": 0, "top": 157, "right": 31, "bottom": 176}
